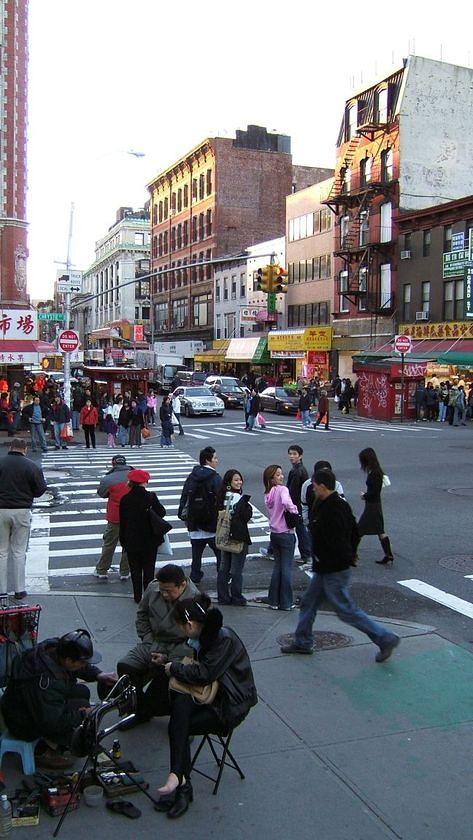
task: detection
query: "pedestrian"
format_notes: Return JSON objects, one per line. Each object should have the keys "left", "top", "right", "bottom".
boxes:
{"left": 447, "top": 381, "right": 459, "bottom": 425}
{"left": 178, "top": 447, "right": 222, "bottom": 584}
{"left": 300, "top": 459, "right": 345, "bottom": 564}
{"left": 24, "top": 395, "right": 48, "bottom": 453}
{"left": 159, "top": 396, "right": 174, "bottom": 447}
{"left": 353, "top": 378, "right": 359, "bottom": 409}
{"left": 298, "top": 387, "right": 312, "bottom": 428}
{"left": 9, "top": 382, "right": 22, "bottom": 433}
{"left": 414, "top": 382, "right": 427, "bottom": 422}
{"left": 313, "top": 389, "right": 329, "bottom": 430}
{"left": 425, "top": 383, "right": 438, "bottom": 421}
{"left": 216, "top": 469, "right": 252, "bottom": 606}
{"left": 280, "top": 469, "right": 400, "bottom": 662}
{"left": 287, "top": 445, "right": 312, "bottom": 566}
{"left": 263, "top": 464, "right": 299, "bottom": 611}
{"left": 152, "top": 594, "right": 257, "bottom": 818}
{"left": 171, "top": 391, "right": 184, "bottom": 436}
{"left": 51, "top": 395, "right": 71, "bottom": 450}
{"left": 119, "top": 469, "right": 167, "bottom": 603}
{"left": 79, "top": 398, "right": 98, "bottom": 449}
{"left": 0, "top": 438, "right": 47, "bottom": 599}
{"left": 146, "top": 390, "right": 157, "bottom": 426}
{"left": 94, "top": 454, "right": 132, "bottom": 581}
{"left": 71, "top": 386, "right": 85, "bottom": 431}
{"left": 247, "top": 388, "right": 261, "bottom": 432}
{"left": 129, "top": 398, "right": 145, "bottom": 448}
{"left": 453, "top": 384, "right": 467, "bottom": 426}
{"left": 438, "top": 382, "right": 449, "bottom": 422}
{"left": 103, "top": 403, "right": 118, "bottom": 447}
{"left": 117, "top": 397, "right": 131, "bottom": 447}
{"left": 357, "top": 447, "right": 394, "bottom": 565}
{"left": 243, "top": 390, "right": 251, "bottom": 430}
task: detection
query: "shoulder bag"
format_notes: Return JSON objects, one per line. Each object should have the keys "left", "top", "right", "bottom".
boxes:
{"left": 215, "top": 495, "right": 245, "bottom": 554}
{"left": 169, "top": 676, "right": 219, "bottom": 705}
{"left": 148, "top": 506, "right": 172, "bottom": 539}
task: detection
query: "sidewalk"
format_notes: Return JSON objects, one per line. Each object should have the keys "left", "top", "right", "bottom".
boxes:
{"left": 3, "top": 593, "right": 472, "bottom": 839}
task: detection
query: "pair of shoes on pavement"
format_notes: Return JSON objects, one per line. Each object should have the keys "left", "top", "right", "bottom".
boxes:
{"left": 94, "top": 570, "right": 130, "bottom": 581}
{"left": 280, "top": 636, "right": 401, "bottom": 661}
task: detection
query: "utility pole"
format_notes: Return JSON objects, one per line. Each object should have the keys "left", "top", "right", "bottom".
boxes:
{"left": 63, "top": 203, "right": 75, "bottom": 409}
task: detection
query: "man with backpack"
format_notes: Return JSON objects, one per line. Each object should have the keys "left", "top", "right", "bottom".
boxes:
{"left": 178, "top": 447, "right": 223, "bottom": 584}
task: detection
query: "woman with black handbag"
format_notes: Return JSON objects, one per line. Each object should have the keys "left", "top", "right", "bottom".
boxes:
{"left": 119, "top": 469, "right": 167, "bottom": 602}
{"left": 263, "top": 464, "right": 300, "bottom": 611}
{"left": 215, "top": 470, "right": 253, "bottom": 606}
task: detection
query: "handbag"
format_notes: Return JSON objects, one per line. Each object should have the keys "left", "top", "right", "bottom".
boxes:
{"left": 256, "top": 412, "right": 266, "bottom": 427}
{"left": 284, "top": 509, "right": 303, "bottom": 528}
{"left": 169, "top": 675, "right": 219, "bottom": 705}
{"left": 60, "top": 422, "right": 73, "bottom": 442}
{"left": 215, "top": 497, "right": 245, "bottom": 554}
{"left": 382, "top": 474, "right": 391, "bottom": 488}
{"left": 142, "top": 427, "right": 151, "bottom": 439}
{"left": 157, "top": 532, "right": 173, "bottom": 556}
{"left": 148, "top": 507, "right": 172, "bottom": 539}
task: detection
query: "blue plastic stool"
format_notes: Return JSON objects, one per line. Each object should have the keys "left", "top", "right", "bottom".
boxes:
{"left": 0, "top": 732, "right": 38, "bottom": 774}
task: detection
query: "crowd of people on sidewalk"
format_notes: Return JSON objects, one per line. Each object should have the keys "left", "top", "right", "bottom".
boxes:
{"left": 414, "top": 378, "right": 473, "bottom": 425}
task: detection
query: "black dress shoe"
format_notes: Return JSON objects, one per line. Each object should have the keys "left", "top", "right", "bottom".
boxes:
{"left": 167, "top": 781, "right": 193, "bottom": 819}
{"left": 154, "top": 791, "right": 176, "bottom": 812}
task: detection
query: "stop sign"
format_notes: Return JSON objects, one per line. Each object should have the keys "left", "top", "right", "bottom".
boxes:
{"left": 58, "top": 329, "right": 80, "bottom": 353}
{"left": 394, "top": 334, "right": 412, "bottom": 354}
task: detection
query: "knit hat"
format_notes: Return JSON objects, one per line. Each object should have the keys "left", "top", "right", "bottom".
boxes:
{"left": 128, "top": 469, "right": 150, "bottom": 484}
{"left": 112, "top": 455, "right": 127, "bottom": 465}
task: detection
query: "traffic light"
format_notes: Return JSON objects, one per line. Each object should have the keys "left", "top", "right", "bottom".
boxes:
{"left": 273, "top": 266, "right": 289, "bottom": 293}
{"left": 256, "top": 265, "right": 273, "bottom": 293}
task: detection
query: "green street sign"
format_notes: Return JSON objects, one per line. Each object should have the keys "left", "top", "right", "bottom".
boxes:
{"left": 38, "top": 312, "right": 65, "bottom": 321}
{"left": 443, "top": 249, "right": 469, "bottom": 278}
{"left": 465, "top": 266, "right": 473, "bottom": 319}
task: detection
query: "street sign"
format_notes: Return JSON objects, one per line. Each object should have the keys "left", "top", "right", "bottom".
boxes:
{"left": 38, "top": 312, "right": 65, "bottom": 321}
{"left": 58, "top": 329, "right": 80, "bottom": 353}
{"left": 394, "top": 334, "right": 412, "bottom": 354}
{"left": 465, "top": 266, "right": 473, "bottom": 319}
{"left": 443, "top": 249, "right": 469, "bottom": 278}
{"left": 56, "top": 270, "right": 83, "bottom": 294}
{"left": 451, "top": 232, "right": 465, "bottom": 252}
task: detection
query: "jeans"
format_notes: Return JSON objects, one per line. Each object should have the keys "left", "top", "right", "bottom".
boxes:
{"left": 295, "top": 568, "right": 398, "bottom": 650}
{"left": 190, "top": 537, "right": 220, "bottom": 583}
{"left": 96, "top": 522, "right": 129, "bottom": 575}
{"left": 247, "top": 414, "right": 256, "bottom": 431}
{"left": 117, "top": 425, "right": 129, "bottom": 446}
{"left": 53, "top": 421, "right": 66, "bottom": 447}
{"left": 295, "top": 519, "right": 312, "bottom": 561}
{"left": 268, "top": 531, "right": 295, "bottom": 609}
{"left": 453, "top": 406, "right": 466, "bottom": 426}
{"left": 72, "top": 410, "right": 80, "bottom": 430}
{"left": 217, "top": 545, "right": 247, "bottom": 603}
{"left": 438, "top": 402, "right": 447, "bottom": 422}
{"left": 0, "top": 508, "right": 32, "bottom": 593}
{"left": 301, "top": 409, "right": 311, "bottom": 427}
{"left": 30, "top": 423, "right": 48, "bottom": 452}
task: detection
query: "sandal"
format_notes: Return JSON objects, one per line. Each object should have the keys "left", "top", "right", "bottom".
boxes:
{"left": 106, "top": 800, "right": 141, "bottom": 819}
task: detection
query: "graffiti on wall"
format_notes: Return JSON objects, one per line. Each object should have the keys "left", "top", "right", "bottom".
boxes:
{"left": 359, "top": 371, "right": 388, "bottom": 416}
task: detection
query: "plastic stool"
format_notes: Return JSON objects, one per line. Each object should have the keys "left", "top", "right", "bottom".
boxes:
{"left": 0, "top": 732, "right": 38, "bottom": 774}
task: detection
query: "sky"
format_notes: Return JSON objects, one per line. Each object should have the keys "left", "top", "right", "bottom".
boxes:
{"left": 28, "top": 0, "right": 473, "bottom": 300}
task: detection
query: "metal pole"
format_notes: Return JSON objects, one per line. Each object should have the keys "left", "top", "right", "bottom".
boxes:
{"left": 63, "top": 203, "right": 74, "bottom": 409}
{"left": 400, "top": 352, "right": 405, "bottom": 423}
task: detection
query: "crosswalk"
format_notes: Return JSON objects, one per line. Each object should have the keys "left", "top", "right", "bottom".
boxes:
{"left": 181, "top": 416, "right": 427, "bottom": 440}
{"left": 26, "top": 443, "right": 270, "bottom": 593}
{"left": 398, "top": 578, "right": 473, "bottom": 620}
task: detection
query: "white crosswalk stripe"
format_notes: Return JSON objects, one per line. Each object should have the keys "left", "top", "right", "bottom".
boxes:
{"left": 33, "top": 443, "right": 270, "bottom": 587}
{"left": 179, "top": 416, "right": 426, "bottom": 440}
{"left": 398, "top": 577, "right": 473, "bottom": 619}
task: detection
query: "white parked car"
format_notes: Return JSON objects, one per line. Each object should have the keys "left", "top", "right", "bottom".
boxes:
{"left": 173, "top": 386, "right": 225, "bottom": 417}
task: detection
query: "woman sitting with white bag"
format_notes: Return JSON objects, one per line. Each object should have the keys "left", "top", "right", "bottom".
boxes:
{"left": 215, "top": 470, "right": 252, "bottom": 606}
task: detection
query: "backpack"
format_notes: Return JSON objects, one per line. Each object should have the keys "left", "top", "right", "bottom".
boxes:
{"left": 187, "top": 478, "right": 216, "bottom": 530}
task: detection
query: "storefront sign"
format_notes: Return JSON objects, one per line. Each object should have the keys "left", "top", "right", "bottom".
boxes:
{"left": 133, "top": 325, "right": 144, "bottom": 342}
{"left": 240, "top": 307, "right": 263, "bottom": 322}
{"left": 451, "top": 232, "right": 465, "bottom": 252}
{"left": 268, "top": 327, "right": 332, "bottom": 353}
{"left": 270, "top": 349, "right": 305, "bottom": 359}
{"left": 399, "top": 321, "right": 473, "bottom": 339}
{"left": 465, "top": 267, "right": 473, "bottom": 319}
{"left": 0, "top": 309, "right": 38, "bottom": 340}
{"left": 443, "top": 249, "right": 469, "bottom": 278}
{"left": 304, "top": 327, "right": 332, "bottom": 350}
{"left": 0, "top": 351, "right": 40, "bottom": 364}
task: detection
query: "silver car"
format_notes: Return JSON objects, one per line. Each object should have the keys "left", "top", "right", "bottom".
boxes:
{"left": 174, "top": 386, "right": 225, "bottom": 417}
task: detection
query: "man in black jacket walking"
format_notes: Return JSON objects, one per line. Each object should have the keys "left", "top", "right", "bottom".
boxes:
{"left": 287, "top": 445, "right": 311, "bottom": 565}
{"left": 281, "top": 470, "right": 400, "bottom": 662}
{"left": 0, "top": 438, "right": 47, "bottom": 599}
{"left": 178, "top": 447, "right": 222, "bottom": 584}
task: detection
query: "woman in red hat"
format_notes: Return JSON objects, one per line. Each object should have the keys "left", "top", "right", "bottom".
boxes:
{"left": 119, "top": 469, "right": 168, "bottom": 602}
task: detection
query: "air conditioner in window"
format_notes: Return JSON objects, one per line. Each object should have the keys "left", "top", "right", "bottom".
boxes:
{"left": 416, "top": 311, "right": 429, "bottom": 321}
{"left": 400, "top": 250, "right": 411, "bottom": 259}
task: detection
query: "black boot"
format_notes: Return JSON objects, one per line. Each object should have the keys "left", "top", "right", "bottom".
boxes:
{"left": 377, "top": 536, "right": 394, "bottom": 564}
{"left": 167, "top": 780, "right": 193, "bottom": 819}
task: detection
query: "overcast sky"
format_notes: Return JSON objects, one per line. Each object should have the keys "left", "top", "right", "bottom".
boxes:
{"left": 28, "top": 0, "right": 473, "bottom": 300}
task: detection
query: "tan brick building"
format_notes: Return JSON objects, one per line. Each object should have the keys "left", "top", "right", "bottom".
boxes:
{"left": 146, "top": 125, "right": 323, "bottom": 343}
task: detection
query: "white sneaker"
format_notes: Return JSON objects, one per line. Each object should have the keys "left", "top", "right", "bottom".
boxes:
{"left": 120, "top": 574, "right": 130, "bottom": 581}
{"left": 94, "top": 571, "right": 108, "bottom": 580}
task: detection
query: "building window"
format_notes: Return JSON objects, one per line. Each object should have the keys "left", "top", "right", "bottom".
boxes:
{"left": 423, "top": 229, "right": 431, "bottom": 257}
{"left": 152, "top": 204, "right": 157, "bottom": 225}
{"left": 306, "top": 212, "right": 314, "bottom": 237}
{"left": 183, "top": 220, "right": 189, "bottom": 246}
{"left": 380, "top": 263, "right": 392, "bottom": 309}
{"left": 216, "top": 281, "right": 220, "bottom": 302}
{"left": 443, "top": 225, "right": 452, "bottom": 253}
{"left": 171, "top": 227, "right": 176, "bottom": 251}
{"left": 159, "top": 201, "right": 163, "bottom": 223}
{"left": 320, "top": 208, "right": 332, "bottom": 232}
{"left": 240, "top": 274, "right": 246, "bottom": 297}
{"left": 375, "top": 87, "right": 388, "bottom": 123}
{"left": 177, "top": 223, "right": 182, "bottom": 249}
{"left": 421, "top": 281, "right": 430, "bottom": 314}
{"left": 199, "top": 213, "right": 204, "bottom": 240}
{"left": 380, "top": 202, "right": 392, "bottom": 243}
{"left": 152, "top": 236, "right": 158, "bottom": 258}
{"left": 288, "top": 219, "right": 294, "bottom": 242}
{"left": 299, "top": 215, "right": 307, "bottom": 239}
{"left": 171, "top": 192, "right": 176, "bottom": 213}
{"left": 155, "top": 302, "right": 168, "bottom": 331}
{"left": 192, "top": 216, "right": 197, "bottom": 242}
{"left": 340, "top": 215, "right": 349, "bottom": 248}
{"left": 172, "top": 298, "right": 188, "bottom": 329}
{"left": 293, "top": 217, "right": 300, "bottom": 241}
{"left": 223, "top": 278, "right": 228, "bottom": 300}
{"left": 455, "top": 279, "right": 464, "bottom": 319}
{"left": 216, "top": 313, "right": 221, "bottom": 340}
{"left": 206, "top": 248, "right": 212, "bottom": 280}
{"left": 346, "top": 103, "right": 357, "bottom": 140}
{"left": 164, "top": 197, "right": 168, "bottom": 219}
{"left": 465, "top": 219, "right": 473, "bottom": 248}
{"left": 206, "top": 168, "right": 212, "bottom": 195}
{"left": 298, "top": 260, "right": 306, "bottom": 283}
{"left": 359, "top": 210, "right": 369, "bottom": 246}
{"left": 199, "top": 173, "right": 205, "bottom": 200}
{"left": 404, "top": 232, "right": 412, "bottom": 253}
{"left": 134, "top": 232, "right": 144, "bottom": 245}
{"left": 320, "top": 254, "right": 331, "bottom": 279}
{"left": 206, "top": 208, "right": 212, "bottom": 237}
{"left": 381, "top": 148, "right": 393, "bottom": 182}
{"left": 339, "top": 270, "right": 349, "bottom": 312}
{"left": 193, "top": 293, "right": 211, "bottom": 326}
{"left": 403, "top": 284, "right": 411, "bottom": 321}
{"left": 163, "top": 230, "right": 168, "bottom": 254}
{"left": 231, "top": 276, "right": 236, "bottom": 299}
{"left": 183, "top": 184, "right": 189, "bottom": 207}
{"left": 358, "top": 267, "right": 367, "bottom": 311}
{"left": 360, "top": 157, "right": 372, "bottom": 186}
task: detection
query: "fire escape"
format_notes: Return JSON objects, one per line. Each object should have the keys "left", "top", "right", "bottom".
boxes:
{"left": 324, "top": 83, "right": 401, "bottom": 347}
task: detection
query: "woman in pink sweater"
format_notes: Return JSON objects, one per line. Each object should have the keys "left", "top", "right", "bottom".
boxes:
{"left": 263, "top": 464, "right": 299, "bottom": 610}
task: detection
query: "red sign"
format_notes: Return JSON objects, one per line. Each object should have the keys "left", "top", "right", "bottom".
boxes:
{"left": 58, "top": 329, "right": 80, "bottom": 353}
{"left": 394, "top": 334, "right": 412, "bottom": 355}
{"left": 133, "top": 325, "right": 144, "bottom": 342}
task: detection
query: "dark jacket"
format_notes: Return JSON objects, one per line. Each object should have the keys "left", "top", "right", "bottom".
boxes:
{"left": 51, "top": 401, "right": 71, "bottom": 424}
{"left": 119, "top": 485, "right": 166, "bottom": 553}
{"left": 287, "top": 461, "right": 309, "bottom": 510}
{"left": 118, "top": 405, "right": 132, "bottom": 428}
{"left": 249, "top": 394, "right": 261, "bottom": 416}
{"left": 179, "top": 465, "right": 223, "bottom": 532}
{"left": 362, "top": 469, "right": 383, "bottom": 504}
{"left": 169, "top": 609, "right": 257, "bottom": 730}
{"left": 0, "top": 451, "right": 47, "bottom": 509}
{"left": 1, "top": 639, "right": 100, "bottom": 745}
{"left": 129, "top": 407, "right": 145, "bottom": 428}
{"left": 159, "top": 403, "right": 173, "bottom": 423}
{"left": 309, "top": 491, "right": 359, "bottom": 574}
{"left": 298, "top": 393, "right": 311, "bottom": 411}
{"left": 317, "top": 395, "right": 329, "bottom": 417}
{"left": 218, "top": 494, "right": 253, "bottom": 545}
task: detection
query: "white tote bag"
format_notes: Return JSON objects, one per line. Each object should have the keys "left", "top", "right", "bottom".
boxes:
{"left": 157, "top": 533, "right": 173, "bottom": 556}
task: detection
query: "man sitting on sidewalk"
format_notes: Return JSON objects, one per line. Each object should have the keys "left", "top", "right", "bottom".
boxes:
{"left": 281, "top": 469, "right": 400, "bottom": 662}
{"left": 94, "top": 454, "right": 132, "bottom": 581}
{"left": 117, "top": 564, "right": 198, "bottom": 725}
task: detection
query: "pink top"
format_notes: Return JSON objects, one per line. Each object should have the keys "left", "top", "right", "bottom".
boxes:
{"left": 264, "top": 484, "right": 299, "bottom": 533}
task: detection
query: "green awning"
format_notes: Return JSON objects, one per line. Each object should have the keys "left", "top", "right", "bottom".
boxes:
{"left": 437, "top": 353, "right": 473, "bottom": 366}
{"left": 252, "top": 338, "right": 270, "bottom": 364}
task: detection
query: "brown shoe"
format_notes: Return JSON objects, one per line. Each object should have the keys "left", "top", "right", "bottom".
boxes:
{"left": 36, "top": 749, "right": 75, "bottom": 770}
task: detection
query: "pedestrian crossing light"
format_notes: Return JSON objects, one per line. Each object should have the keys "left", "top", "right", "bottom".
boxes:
{"left": 256, "top": 265, "right": 273, "bottom": 293}
{"left": 273, "top": 266, "right": 289, "bottom": 293}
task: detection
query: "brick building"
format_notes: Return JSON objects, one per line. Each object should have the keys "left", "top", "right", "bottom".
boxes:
{"left": 147, "top": 125, "right": 324, "bottom": 343}
{"left": 326, "top": 56, "right": 473, "bottom": 377}
{"left": 0, "top": 0, "right": 28, "bottom": 306}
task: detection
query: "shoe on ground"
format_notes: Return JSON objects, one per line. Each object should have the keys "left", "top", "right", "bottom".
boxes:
{"left": 259, "top": 548, "right": 274, "bottom": 558}
{"left": 267, "top": 604, "right": 279, "bottom": 610}
{"left": 295, "top": 557, "right": 311, "bottom": 566}
{"left": 94, "top": 570, "right": 108, "bottom": 580}
{"left": 279, "top": 604, "right": 296, "bottom": 611}
{"left": 231, "top": 598, "right": 247, "bottom": 606}
{"left": 120, "top": 574, "right": 130, "bottom": 581}
{"left": 36, "top": 749, "right": 75, "bottom": 770}
{"left": 280, "top": 642, "right": 313, "bottom": 654}
{"left": 14, "top": 591, "right": 27, "bottom": 600}
{"left": 375, "top": 635, "right": 400, "bottom": 663}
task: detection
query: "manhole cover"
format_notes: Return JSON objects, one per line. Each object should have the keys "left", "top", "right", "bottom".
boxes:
{"left": 439, "top": 554, "right": 473, "bottom": 573}
{"left": 447, "top": 487, "right": 473, "bottom": 497}
{"left": 277, "top": 631, "right": 353, "bottom": 650}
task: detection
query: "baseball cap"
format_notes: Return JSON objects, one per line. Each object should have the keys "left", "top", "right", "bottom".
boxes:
{"left": 112, "top": 455, "right": 127, "bottom": 465}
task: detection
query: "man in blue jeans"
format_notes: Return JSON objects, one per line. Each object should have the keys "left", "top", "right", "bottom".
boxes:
{"left": 287, "top": 445, "right": 312, "bottom": 566}
{"left": 281, "top": 469, "right": 400, "bottom": 662}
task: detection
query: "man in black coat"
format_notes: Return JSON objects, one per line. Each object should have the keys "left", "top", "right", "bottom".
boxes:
{"left": 281, "top": 470, "right": 400, "bottom": 662}
{"left": 178, "top": 447, "right": 222, "bottom": 584}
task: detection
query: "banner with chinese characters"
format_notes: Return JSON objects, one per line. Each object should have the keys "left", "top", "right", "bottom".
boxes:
{"left": 398, "top": 322, "right": 473, "bottom": 340}
{"left": 0, "top": 309, "right": 38, "bottom": 340}
{"left": 0, "top": 351, "right": 40, "bottom": 365}
{"left": 268, "top": 327, "right": 332, "bottom": 352}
